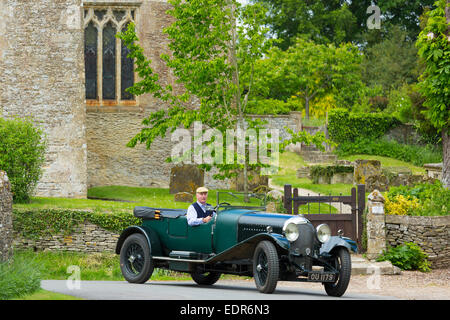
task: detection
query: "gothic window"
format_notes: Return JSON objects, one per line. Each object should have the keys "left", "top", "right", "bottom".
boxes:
{"left": 121, "top": 22, "right": 134, "bottom": 101}
{"left": 83, "top": 7, "right": 136, "bottom": 104}
{"left": 84, "top": 21, "right": 98, "bottom": 100}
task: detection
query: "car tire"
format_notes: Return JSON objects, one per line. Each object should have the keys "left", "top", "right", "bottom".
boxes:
{"left": 120, "top": 233, "right": 154, "bottom": 284}
{"left": 191, "top": 271, "right": 221, "bottom": 285}
{"left": 323, "top": 247, "right": 351, "bottom": 297}
{"left": 253, "top": 240, "right": 279, "bottom": 294}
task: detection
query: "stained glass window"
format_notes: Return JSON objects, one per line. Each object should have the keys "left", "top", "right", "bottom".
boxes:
{"left": 121, "top": 23, "right": 134, "bottom": 100}
{"left": 94, "top": 9, "right": 107, "bottom": 22}
{"left": 84, "top": 22, "right": 97, "bottom": 100}
{"left": 84, "top": 7, "right": 136, "bottom": 104}
{"left": 113, "top": 10, "right": 126, "bottom": 23}
{"left": 102, "top": 22, "right": 116, "bottom": 100}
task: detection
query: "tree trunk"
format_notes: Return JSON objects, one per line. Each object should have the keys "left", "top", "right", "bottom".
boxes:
{"left": 305, "top": 96, "right": 310, "bottom": 120}
{"left": 228, "top": 0, "right": 249, "bottom": 199}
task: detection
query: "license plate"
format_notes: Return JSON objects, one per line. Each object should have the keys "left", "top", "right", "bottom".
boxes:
{"left": 307, "top": 271, "right": 336, "bottom": 282}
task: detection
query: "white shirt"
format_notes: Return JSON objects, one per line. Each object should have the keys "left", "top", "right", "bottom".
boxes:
{"left": 186, "top": 201, "right": 215, "bottom": 226}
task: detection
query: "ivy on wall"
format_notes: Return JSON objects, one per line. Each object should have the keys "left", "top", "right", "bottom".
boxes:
{"left": 309, "top": 165, "right": 354, "bottom": 184}
{"left": 12, "top": 209, "right": 141, "bottom": 240}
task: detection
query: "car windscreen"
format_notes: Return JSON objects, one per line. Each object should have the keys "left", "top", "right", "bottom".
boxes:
{"left": 216, "top": 191, "right": 266, "bottom": 209}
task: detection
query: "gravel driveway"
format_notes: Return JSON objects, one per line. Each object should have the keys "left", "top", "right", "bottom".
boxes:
{"left": 277, "top": 268, "right": 450, "bottom": 300}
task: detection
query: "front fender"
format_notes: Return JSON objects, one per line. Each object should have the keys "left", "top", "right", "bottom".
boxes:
{"left": 115, "top": 226, "right": 162, "bottom": 256}
{"left": 319, "top": 236, "right": 353, "bottom": 256}
{"left": 207, "top": 232, "right": 289, "bottom": 263}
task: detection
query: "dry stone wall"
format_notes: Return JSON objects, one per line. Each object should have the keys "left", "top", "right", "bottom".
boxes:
{"left": 385, "top": 215, "right": 450, "bottom": 269}
{"left": 13, "top": 220, "right": 119, "bottom": 253}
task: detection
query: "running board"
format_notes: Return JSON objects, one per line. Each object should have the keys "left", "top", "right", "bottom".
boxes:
{"left": 152, "top": 256, "right": 207, "bottom": 263}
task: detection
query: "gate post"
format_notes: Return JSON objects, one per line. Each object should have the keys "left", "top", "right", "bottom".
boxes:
{"left": 366, "top": 190, "right": 386, "bottom": 260}
{"left": 357, "top": 184, "right": 365, "bottom": 251}
{"left": 283, "top": 184, "right": 292, "bottom": 214}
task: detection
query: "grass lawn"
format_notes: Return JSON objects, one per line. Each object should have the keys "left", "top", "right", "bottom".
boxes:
{"left": 271, "top": 151, "right": 355, "bottom": 195}
{"left": 14, "top": 187, "right": 267, "bottom": 212}
{"left": 339, "top": 154, "right": 426, "bottom": 175}
{"left": 14, "top": 187, "right": 191, "bottom": 212}
{"left": 13, "top": 289, "right": 83, "bottom": 300}
{"left": 271, "top": 151, "right": 426, "bottom": 196}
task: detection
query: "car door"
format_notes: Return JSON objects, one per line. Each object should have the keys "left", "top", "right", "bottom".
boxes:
{"left": 185, "top": 220, "right": 213, "bottom": 254}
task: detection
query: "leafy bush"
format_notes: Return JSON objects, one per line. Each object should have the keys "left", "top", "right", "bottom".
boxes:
{"left": 0, "top": 255, "right": 41, "bottom": 300}
{"left": 376, "top": 242, "right": 431, "bottom": 272}
{"left": 335, "top": 137, "right": 442, "bottom": 166}
{"left": 385, "top": 181, "right": 449, "bottom": 216}
{"left": 245, "top": 98, "right": 300, "bottom": 115}
{"left": 0, "top": 118, "right": 47, "bottom": 203}
{"left": 328, "top": 108, "right": 400, "bottom": 144}
{"left": 385, "top": 194, "right": 420, "bottom": 216}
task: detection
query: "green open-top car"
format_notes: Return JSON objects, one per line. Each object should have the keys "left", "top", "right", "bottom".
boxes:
{"left": 116, "top": 192, "right": 356, "bottom": 296}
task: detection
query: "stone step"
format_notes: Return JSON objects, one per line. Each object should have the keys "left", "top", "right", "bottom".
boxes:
{"left": 299, "top": 151, "right": 338, "bottom": 164}
{"left": 351, "top": 255, "right": 401, "bottom": 275}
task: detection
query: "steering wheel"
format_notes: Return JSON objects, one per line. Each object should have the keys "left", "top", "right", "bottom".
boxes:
{"left": 214, "top": 202, "right": 231, "bottom": 211}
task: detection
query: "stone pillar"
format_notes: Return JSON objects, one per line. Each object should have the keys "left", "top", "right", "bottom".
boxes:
{"left": 366, "top": 190, "right": 386, "bottom": 260}
{"left": 0, "top": 171, "right": 13, "bottom": 262}
{"left": 354, "top": 160, "right": 382, "bottom": 192}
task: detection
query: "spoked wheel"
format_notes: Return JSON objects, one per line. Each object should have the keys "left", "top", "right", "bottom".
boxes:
{"left": 191, "top": 270, "right": 222, "bottom": 285}
{"left": 120, "top": 233, "right": 154, "bottom": 283}
{"left": 253, "top": 241, "right": 279, "bottom": 294}
{"left": 323, "top": 247, "right": 351, "bottom": 297}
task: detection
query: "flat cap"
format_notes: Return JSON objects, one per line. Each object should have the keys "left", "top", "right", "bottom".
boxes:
{"left": 196, "top": 186, "right": 209, "bottom": 193}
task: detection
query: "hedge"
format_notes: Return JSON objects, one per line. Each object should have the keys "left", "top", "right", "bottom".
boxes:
{"left": 0, "top": 117, "right": 47, "bottom": 203}
{"left": 12, "top": 208, "right": 141, "bottom": 240}
{"left": 328, "top": 108, "right": 401, "bottom": 144}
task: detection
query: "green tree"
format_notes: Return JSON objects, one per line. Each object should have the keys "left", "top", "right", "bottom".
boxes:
{"left": 119, "top": 0, "right": 328, "bottom": 194}
{"left": 253, "top": 38, "right": 363, "bottom": 119}
{"left": 416, "top": 0, "right": 450, "bottom": 188}
{"left": 254, "top": 0, "right": 436, "bottom": 49}
{"left": 362, "top": 25, "right": 422, "bottom": 94}
{"left": 255, "top": 0, "right": 358, "bottom": 49}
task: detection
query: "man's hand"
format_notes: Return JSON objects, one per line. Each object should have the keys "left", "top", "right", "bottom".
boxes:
{"left": 202, "top": 216, "right": 212, "bottom": 223}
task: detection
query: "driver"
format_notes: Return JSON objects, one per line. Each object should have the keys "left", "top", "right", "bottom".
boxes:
{"left": 187, "top": 187, "right": 215, "bottom": 226}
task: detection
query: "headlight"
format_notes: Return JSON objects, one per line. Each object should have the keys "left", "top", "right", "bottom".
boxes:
{"left": 282, "top": 216, "right": 307, "bottom": 242}
{"left": 316, "top": 224, "right": 331, "bottom": 243}
{"left": 283, "top": 223, "right": 299, "bottom": 242}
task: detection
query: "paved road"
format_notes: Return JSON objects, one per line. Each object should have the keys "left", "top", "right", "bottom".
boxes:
{"left": 41, "top": 279, "right": 396, "bottom": 300}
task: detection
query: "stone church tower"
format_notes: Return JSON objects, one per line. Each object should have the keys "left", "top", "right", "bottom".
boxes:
{"left": 0, "top": 0, "right": 184, "bottom": 198}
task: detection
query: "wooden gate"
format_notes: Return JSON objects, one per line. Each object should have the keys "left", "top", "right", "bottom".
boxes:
{"left": 283, "top": 184, "right": 365, "bottom": 251}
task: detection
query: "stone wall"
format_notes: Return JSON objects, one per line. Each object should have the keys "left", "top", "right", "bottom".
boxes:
{"left": 86, "top": 111, "right": 174, "bottom": 188}
{"left": 87, "top": 110, "right": 302, "bottom": 190}
{"left": 384, "top": 123, "right": 424, "bottom": 146}
{"left": 0, "top": 171, "right": 13, "bottom": 261}
{"left": 0, "top": 0, "right": 87, "bottom": 198}
{"left": 13, "top": 220, "right": 119, "bottom": 253}
{"left": 385, "top": 215, "right": 450, "bottom": 269}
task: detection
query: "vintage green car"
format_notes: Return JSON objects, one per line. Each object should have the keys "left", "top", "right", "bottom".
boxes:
{"left": 116, "top": 192, "right": 356, "bottom": 296}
